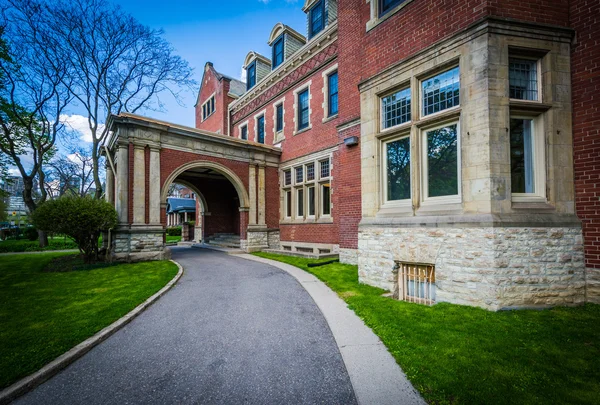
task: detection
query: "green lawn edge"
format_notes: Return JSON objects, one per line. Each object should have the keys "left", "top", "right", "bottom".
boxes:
{"left": 253, "top": 252, "right": 600, "bottom": 405}
{"left": 0, "top": 252, "right": 179, "bottom": 389}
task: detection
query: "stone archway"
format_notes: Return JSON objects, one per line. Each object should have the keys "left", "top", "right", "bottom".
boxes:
{"left": 104, "top": 112, "right": 281, "bottom": 262}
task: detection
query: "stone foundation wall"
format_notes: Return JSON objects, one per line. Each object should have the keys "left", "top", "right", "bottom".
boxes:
{"left": 267, "top": 230, "right": 280, "bottom": 249}
{"left": 339, "top": 248, "right": 358, "bottom": 265}
{"left": 358, "top": 225, "right": 585, "bottom": 310}
{"left": 112, "top": 228, "right": 168, "bottom": 262}
{"left": 587, "top": 268, "right": 600, "bottom": 304}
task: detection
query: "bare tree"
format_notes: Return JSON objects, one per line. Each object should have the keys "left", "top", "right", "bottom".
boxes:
{"left": 10, "top": 0, "right": 196, "bottom": 199}
{"left": 0, "top": 6, "right": 72, "bottom": 246}
{"left": 46, "top": 148, "right": 97, "bottom": 198}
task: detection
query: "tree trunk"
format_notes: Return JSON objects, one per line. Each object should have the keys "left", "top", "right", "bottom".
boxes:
{"left": 38, "top": 229, "right": 49, "bottom": 248}
{"left": 21, "top": 177, "right": 48, "bottom": 247}
{"left": 92, "top": 140, "right": 103, "bottom": 199}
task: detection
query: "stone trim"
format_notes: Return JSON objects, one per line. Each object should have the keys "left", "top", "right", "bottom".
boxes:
{"left": 253, "top": 109, "right": 267, "bottom": 143}
{"left": 237, "top": 119, "right": 250, "bottom": 140}
{"left": 271, "top": 95, "right": 286, "bottom": 143}
{"left": 321, "top": 62, "right": 338, "bottom": 122}
{"left": 293, "top": 80, "right": 313, "bottom": 134}
{"left": 366, "top": 0, "right": 416, "bottom": 32}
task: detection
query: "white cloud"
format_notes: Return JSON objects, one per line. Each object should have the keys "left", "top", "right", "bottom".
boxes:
{"left": 239, "top": 66, "right": 247, "bottom": 82}
{"left": 8, "top": 168, "right": 20, "bottom": 176}
{"left": 59, "top": 114, "right": 105, "bottom": 144}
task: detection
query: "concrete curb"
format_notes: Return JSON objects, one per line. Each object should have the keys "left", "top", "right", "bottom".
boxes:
{"left": 237, "top": 253, "right": 426, "bottom": 405}
{"left": 0, "top": 260, "right": 184, "bottom": 405}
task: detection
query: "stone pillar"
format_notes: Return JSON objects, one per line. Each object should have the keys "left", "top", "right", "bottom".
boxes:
{"left": 132, "top": 144, "right": 146, "bottom": 224}
{"left": 115, "top": 143, "right": 129, "bottom": 224}
{"left": 184, "top": 212, "right": 188, "bottom": 223}
{"left": 149, "top": 147, "right": 161, "bottom": 224}
{"left": 105, "top": 163, "right": 115, "bottom": 205}
{"left": 258, "top": 165, "right": 266, "bottom": 226}
{"left": 248, "top": 165, "right": 257, "bottom": 225}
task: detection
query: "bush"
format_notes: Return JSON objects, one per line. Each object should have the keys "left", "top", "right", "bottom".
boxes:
{"left": 32, "top": 196, "right": 118, "bottom": 263}
{"left": 166, "top": 226, "right": 182, "bottom": 236}
{"left": 23, "top": 227, "right": 38, "bottom": 241}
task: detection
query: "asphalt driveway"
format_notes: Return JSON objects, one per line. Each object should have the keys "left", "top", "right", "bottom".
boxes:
{"left": 15, "top": 247, "right": 356, "bottom": 404}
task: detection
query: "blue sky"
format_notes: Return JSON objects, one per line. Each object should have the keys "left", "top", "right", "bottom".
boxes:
{"left": 117, "top": 0, "right": 308, "bottom": 127}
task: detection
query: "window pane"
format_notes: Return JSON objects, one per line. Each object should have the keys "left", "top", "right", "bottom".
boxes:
{"left": 510, "top": 118, "right": 535, "bottom": 193}
{"left": 328, "top": 72, "right": 338, "bottom": 116}
{"left": 382, "top": 87, "right": 411, "bottom": 129}
{"left": 322, "top": 183, "right": 331, "bottom": 215}
{"left": 284, "top": 170, "right": 291, "bottom": 186}
{"left": 509, "top": 58, "right": 538, "bottom": 101}
{"left": 308, "top": 186, "right": 315, "bottom": 216}
{"left": 310, "top": 0, "right": 324, "bottom": 38}
{"left": 386, "top": 137, "right": 411, "bottom": 201}
{"left": 247, "top": 63, "right": 256, "bottom": 90}
{"left": 427, "top": 124, "right": 458, "bottom": 198}
{"left": 422, "top": 67, "right": 460, "bottom": 116}
{"left": 276, "top": 104, "right": 283, "bottom": 132}
{"left": 297, "top": 188, "right": 304, "bottom": 216}
{"left": 241, "top": 126, "right": 247, "bottom": 140}
{"left": 380, "top": 0, "right": 405, "bottom": 15}
{"left": 273, "top": 37, "right": 284, "bottom": 69}
{"left": 320, "top": 159, "right": 330, "bottom": 178}
{"left": 257, "top": 116, "right": 265, "bottom": 144}
{"left": 286, "top": 190, "right": 292, "bottom": 217}
{"left": 296, "top": 166, "right": 303, "bottom": 184}
{"left": 306, "top": 163, "right": 315, "bottom": 181}
{"left": 298, "top": 89, "right": 309, "bottom": 129}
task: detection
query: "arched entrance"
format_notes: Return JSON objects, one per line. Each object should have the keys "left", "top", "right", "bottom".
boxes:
{"left": 104, "top": 112, "right": 281, "bottom": 262}
{"left": 162, "top": 161, "right": 250, "bottom": 245}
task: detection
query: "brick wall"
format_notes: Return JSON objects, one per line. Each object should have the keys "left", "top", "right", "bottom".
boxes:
{"left": 195, "top": 63, "right": 231, "bottom": 134}
{"left": 336, "top": 123, "right": 361, "bottom": 250}
{"left": 571, "top": 0, "right": 600, "bottom": 273}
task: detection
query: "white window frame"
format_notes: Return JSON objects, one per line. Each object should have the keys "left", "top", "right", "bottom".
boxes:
{"left": 510, "top": 114, "right": 546, "bottom": 202}
{"left": 293, "top": 80, "right": 312, "bottom": 134}
{"left": 382, "top": 132, "right": 412, "bottom": 208}
{"left": 237, "top": 120, "right": 249, "bottom": 140}
{"left": 420, "top": 120, "right": 462, "bottom": 206}
{"left": 380, "top": 84, "right": 412, "bottom": 133}
{"left": 272, "top": 96, "right": 286, "bottom": 143}
{"left": 366, "top": 0, "right": 415, "bottom": 32}
{"left": 321, "top": 63, "right": 339, "bottom": 122}
{"left": 254, "top": 109, "right": 267, "bottom": 143}
{"left": 419, "top": 66, "right": 460, "bottom": 121}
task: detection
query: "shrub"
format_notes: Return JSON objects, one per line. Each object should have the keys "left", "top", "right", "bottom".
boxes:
{"left": 24, "top": 227, "right": 38, "bottom": 241}
{"left": 166, "top": 226, "right": 182, "bottom": 236}
{"left": 32, "top": 196, "right": 118, "bottom": 263}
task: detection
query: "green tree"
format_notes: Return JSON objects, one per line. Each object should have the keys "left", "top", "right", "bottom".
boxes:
{"left": 32, "top": 196, "right": 117, "bottom": 263}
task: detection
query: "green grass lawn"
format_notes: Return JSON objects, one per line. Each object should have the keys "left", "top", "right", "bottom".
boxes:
{"left": 166, "top": 235, "right": 181, "bottom": 243}
{"left": 254, "top": 252, "right": 600, "bottom": 405}
{"left": 0, "top": 236, "right": 78, "bottom": 253}
{"left": 0, "top": 253, "right": 178, "bottom": 389}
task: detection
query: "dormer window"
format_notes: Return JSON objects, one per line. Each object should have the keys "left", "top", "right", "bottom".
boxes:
{"left": 272, "top": 36, "right": 284, "bottom": 69}
{"left": 309, "top": 0, "right": 325, "bottom": 39}
{"left": 247, "top": 62, "right": 256, "bottom": 90}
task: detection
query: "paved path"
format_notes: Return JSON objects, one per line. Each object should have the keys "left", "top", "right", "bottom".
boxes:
{"left": 15, "top": 247, "right": 356, "bottom": 405}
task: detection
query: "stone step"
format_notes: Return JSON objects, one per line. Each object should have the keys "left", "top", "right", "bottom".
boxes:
{"left": 208, "top": 241, "right": 241, "bottom": 248}
{"left": 262, "top": 249, "right": 339, "bottom": 260}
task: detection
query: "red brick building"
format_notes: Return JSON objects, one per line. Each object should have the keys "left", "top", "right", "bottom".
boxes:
{"left": 107, "top": 0, "right": 598, "bottom": 309}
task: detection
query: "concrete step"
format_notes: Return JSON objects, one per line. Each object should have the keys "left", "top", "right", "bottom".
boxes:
{"left": 262, "top": 249, "right": 339, "bottom": 260}
{"left": 207, "top": 240, "right": 241, "bottom": 248}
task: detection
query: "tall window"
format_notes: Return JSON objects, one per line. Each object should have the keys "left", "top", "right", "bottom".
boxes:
{"left": 385, "top": 136, "right": 411, "bottom": 201}
{"left": 328, "top": 71, "right": 338, "bottom": 117}
{"left": 510, "top": 118, "right": 536, "bottom": 194}
{"left": 320, "top": 159, "right": 331, "bottom": 216}
{"left": 382, "top": 87, "right": 411, "bottom": 129}
{"left": 309, "top": 0, "right": 325, "bottom": 39}
{"left": 201, "top": 96, "right": 215, "bottom": 121}
{"left": 509, "top": 58, "right": 538, "bottom": 101}
{"left": 272, "top": 36, "right": 284, "bottom": 69}
{"left": 422, "top": 67, "right": 460, "bottom": 116}
{"left": 257, "top": 115, "right": 265, "bottom": 144}
{"left": 282, "top": 157, "right": 331, "bottom": 221}
{"left": 379, "top": 0, "right": 407, "bottom": 16}
{"left": 241, "top": 125, "right": 248, "bottom": 140}
{"left": 423, "top": 123, "right": 459, "bottom": 200}
{"left": 298, "top": 89, "right": 310, "bottom": 130}
{"left": 247, "top": 62, "right": 256, "bottom": 90}
{"left": 276, "top": 104, "right": 284, "bottom": 132}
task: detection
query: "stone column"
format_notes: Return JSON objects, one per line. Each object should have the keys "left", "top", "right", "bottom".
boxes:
{"left": 258, "top": 165, "right": 266, "bottom": 226}
{"left": 105, "top": 163, "right": 115, "bottom": 205}
{"left": 115, "top": 143, "right": 129, "bottom": 224}
{"left": 149, "top": 147, "right": 161, "bottom": 224}
{"left": 132, "top": 144, "right": 146, "bottom": 224}
{"left": 184, "top": 212, "right": 188, "bottom": 223}
{"left": 248, "top": 165, "right": 257, "bottom": 225}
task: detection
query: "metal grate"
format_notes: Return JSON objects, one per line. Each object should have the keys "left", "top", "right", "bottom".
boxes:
{"left": 509, "top": 58, "right": 538, "bottom": 101}
{"left": 422, "top": 67, "right": 460, "bottom": 116}
{"left": 320, "top": 159, "right": 330, "bottom": 178}
{"left": 382, "top": 87, "right": 411, "bottom": 129}
{"left": 396, "top": 262, "right": 436, "bottom": 305}
{"left": 306, "top": 163, "right": 315, "bottom": 181}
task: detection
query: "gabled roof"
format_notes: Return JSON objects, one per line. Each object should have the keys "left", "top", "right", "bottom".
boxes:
{"left": 166, "top": 197, "right": 196, "bottom": 214}
{"left": 195, "top": 62, "right": 247, "bottom": 106}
